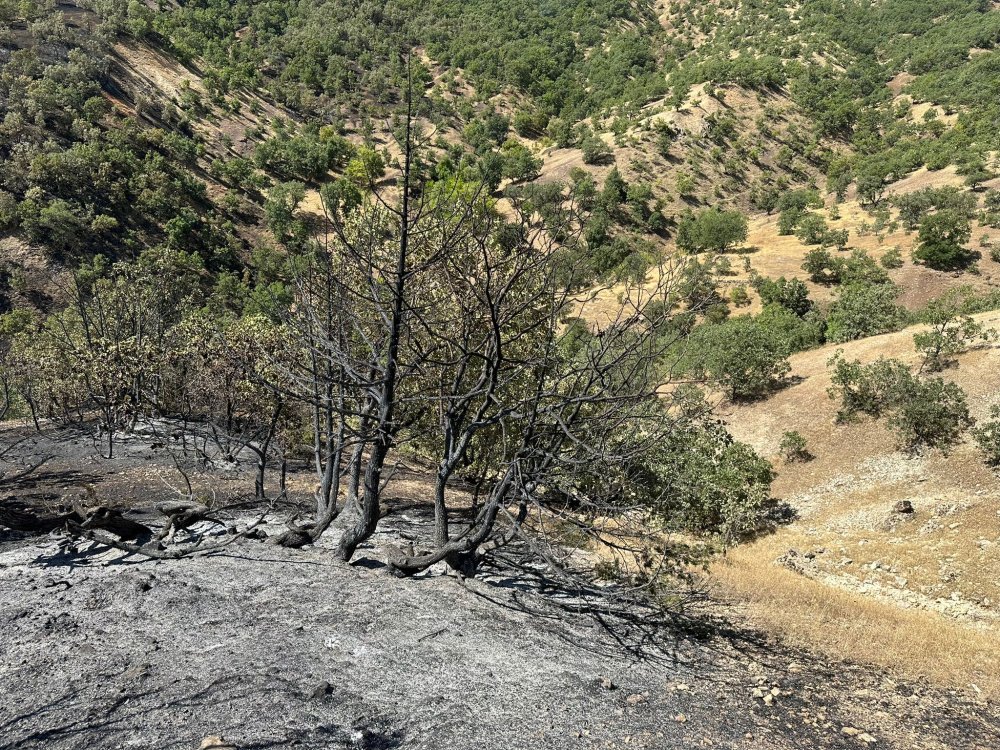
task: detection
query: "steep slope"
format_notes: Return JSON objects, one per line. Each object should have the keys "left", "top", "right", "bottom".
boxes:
{"left": 715, "top": 311, "right": 1000, "bottom": 695}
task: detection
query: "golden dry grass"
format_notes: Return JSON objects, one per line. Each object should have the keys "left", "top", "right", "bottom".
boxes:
{"left": 717, "top": 312, "right": 1000, "bottom": 697}
{"left": 710, "top": 545, "right": 1000, "bottom": 698}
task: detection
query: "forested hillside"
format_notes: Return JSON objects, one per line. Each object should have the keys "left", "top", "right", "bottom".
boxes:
{"left": 2, "top": 0, "right": 1000, "bottom": 736}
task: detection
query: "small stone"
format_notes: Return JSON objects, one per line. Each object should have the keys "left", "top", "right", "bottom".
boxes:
{"left": 309, "top": 680, "right": 333, "bottom": 701}
{"left": 625, "top": 693, "right": 646, "bottom": 706}
{"left": 599, "top": 677, "right": 616, "bottom": 691}
{"left": 842, "top": 727, "right": 860, "bottom": 736}
{"left": 199, "top": 738, "right": 236, "bottom": 750}
{"left": 858, "top": 733, "right": 877, "bottom": 744}
{"left": 674, "top": 682, "right": 690, "bottom": 691}
{"left": 751, "top": 687, "right": 765, "bottom": 699}
{"left": 674, "top": 713, "right": 687, "bottom": 723}
{"left": 894, "top": 500, "right": 914, "bottom": 514}
{"left": 763, "top": 694, "right": 774, "bottom": 706}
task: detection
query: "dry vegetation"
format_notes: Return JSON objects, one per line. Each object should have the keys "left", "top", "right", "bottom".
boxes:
{"left": 716, "top": 311, "right": 1000, "bottom": 697}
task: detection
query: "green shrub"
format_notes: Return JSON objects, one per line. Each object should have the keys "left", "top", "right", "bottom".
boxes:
{"left": 972, "top": 406, "right": 1000, "bottom": 467}
{"left": 802, "top": 247, "right": 841, "bottom": 284}
{"left": 888, "top": 378, "right": 972, "bottom": 453}
{"left": 688, "top": 315, "right": 791, "bottom": 400}
{"left": 794, "top": 212, "right": 829, "bottom": 245}
{"left": 880, "top": 247, "right": 903, "bottom": 269}
{"left": 914, "top": 290, "right": 991, "bottom": 371}
{"left": 827, "top": 353, "right": 972, "bottom": 452}
{"left": 676, "top": 208, "right": 748, "bottom": 253}
{"left": 779, "top": 430, "right": 811, "bottom": 462}
{"left": 827, "top": 353, "right": 913, "bottom": 422}
{"left": 825, "top": 282, "right": 907, "bottom": 343}
{"left": 753, "top": 276, "right": 813, "bottom": 317}
{"left": 912, "top": 210, "right": 974, "bottom": 271}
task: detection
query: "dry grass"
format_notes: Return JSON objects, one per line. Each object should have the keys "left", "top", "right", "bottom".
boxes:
{"left": 715, "top": 312, "right": 1000, "bottom": 697}
{"left": 710, "top": 545, "right": 1000, "bottom": 698}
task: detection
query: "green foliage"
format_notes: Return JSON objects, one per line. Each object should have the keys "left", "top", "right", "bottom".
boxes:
{"left": 972, "top": 406, "right": 1000, "bottom": 467}
{"left": 913, "top": 288, "right": 993, "bottom": 371}
{"left": 254, "top": 130, "right": 354, "bottom": 182}
{"left": 676, "top": 209, "right": 748, "bottom": 253}
{"left": 802, "top": 247, "right": 842, "bottom": 284}
{"left": 794, "top": 212, "right": 828, "bottom": 245}
{"left": 893, "top": 187, "right": 977, "bottom": 231}
{"left": 581, "top": 134, "right": 613, "bottom": 165}
{"left": 913, "top": 210, "right": 974, "bottom": 270}
{"left": 753, "top": 276, "right": 813, "bottom": 317}
{"left": 825, "top": 282, "right": 908, "bottom": 343}
{"left": 756, "top": 304, "right": 825, "bottom": 353}
{"left": 827, "top": 352, "right": 972, "bottom": 452}
{"left": 779, "top": 430, "right": 811, "bottom": 462}
{"left": 880, "top": 247, "right": 904, "bottom": 269}
{"left": 887, "top": 378, "right": 972, "bottom": 453}
{"left": 688, "top": 315, "right": 791, "bottom": 400}
{"left": 640, "top": 419, "right": 777, "bottom": 543}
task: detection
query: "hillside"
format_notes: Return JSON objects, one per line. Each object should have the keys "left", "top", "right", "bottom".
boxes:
{"left": 2, "top": 0, "right": 1000, "bottom": 746}
{"left": 718, "top": 310, "right": 1000, "bottom": 695}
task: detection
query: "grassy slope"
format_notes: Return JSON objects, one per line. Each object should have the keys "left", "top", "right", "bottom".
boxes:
{"left": 715, "top": 309, "right": 1000, "bottom": 697}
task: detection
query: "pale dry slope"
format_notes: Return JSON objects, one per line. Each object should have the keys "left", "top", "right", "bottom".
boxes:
{"left": 716, "top": 312, "right": 1000, "bottom": 697}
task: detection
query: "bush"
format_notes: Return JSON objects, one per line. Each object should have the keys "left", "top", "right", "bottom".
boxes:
{"left": 779, "top": 430, "right": 811, "bottom": 462}
{"left": 888, "top": 378, "right": 972, "bottom": 453}
{"left": 753, "top": 276, "right": 813, "bottom": 316}
{"left": 802, "top": 247, "right": 841, "bottom": 284}
{"left": 825, "top": 282, "right": 907, "bottom": 343}
{"left": 794, "top": 212, "right": 828, "bottom": 245}
{"left": 676, "top": 208, "right": 748, "bottom": 253}
{"left": 730, "top": 285, "right": 750, "bottom": 307}
{"left": 827, "top": 353, "right": 913, "bottom": 422}
{"left": 757, "top": 304, "right": 825, "bottom": 353}
{"left": 880, "top": 246, "right": 903, "bottom": 269}
{"left": 914, "top": 289, "right": 992, "bottom": 371}
{"left": 581, "top": 135, "right": 613, "bottom": 165}
{"left": 689, "top": 315, "right": 791, "bottom": 400}
{"left": 972, "top": 406, "right": 1000, "bottom": 467}
{"left": 821, "top": 228, "right": 850, "bottom": 251}
{"left": 912, "top": 210, "right": 974, "bottom": 270}
{"left": 827, "top": 353, "right": 972, "bottom": 452}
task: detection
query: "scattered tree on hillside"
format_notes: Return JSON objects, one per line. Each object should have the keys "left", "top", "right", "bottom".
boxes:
{"left": 688, "top": 315, "right": 791, "bottom": 401}
{"left": 827, "top": 353, "right": 972, "bottom": 453}
{"left": 676, "top": 208, "right": 748, "bottom": 253}
{"left": 914, "top": 289, "right": 993, "bottom": 372}
{"left": 912, "top": 210, "right": 974, "bottom": 271}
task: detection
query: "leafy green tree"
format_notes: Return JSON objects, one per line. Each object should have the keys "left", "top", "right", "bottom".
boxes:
{"left": 344, "top": 147, "right": 386, "bottom": 186}
{"left": 827, "top": 353, "right": 913, "bottom": 422}
{"left": 676, "top": 209, "right": 748, "bottom": 253}
{"left": 825, "top": 282, "right": 907, "bottom": 343}
{"left": 913, "top": 210, "right": 973, "bottom": 270}
{"left": 795, "top": 212, "right": 828, "bottom": 245}
{"left": 888, "top": 378, "right": 972, "bottom": 453}
{"left": 581, "top": 134, "right": 613, "bottom": 165}
{"left": 501, "top": 141, "right": 543, "bottom": 183}
{"left": 757, "top": 304, "right": 824, "bottom": 353}
{"left": 753, "top": 276, "right": 813, "bottom": 317}
{"left": 914, "top": 289, "right": 992, "bottom": 371}
{"left": 802, "top": 247, "right": 841, "bottom": 284}
{"left": 689, "top": 316, "right": 791, "bottom": 400}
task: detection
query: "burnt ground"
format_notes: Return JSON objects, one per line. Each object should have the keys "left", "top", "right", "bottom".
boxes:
{"left": 1, "top": 423, "right": 998, "bottom": 750}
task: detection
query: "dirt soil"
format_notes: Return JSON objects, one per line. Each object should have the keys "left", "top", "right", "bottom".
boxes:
{"left": 1, "top": 428, "right": 1000, "bottom": 749}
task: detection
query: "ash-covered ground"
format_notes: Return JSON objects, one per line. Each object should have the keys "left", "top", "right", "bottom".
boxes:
{"left": 0, "top": 424, "right": 998, "bottom": 749}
